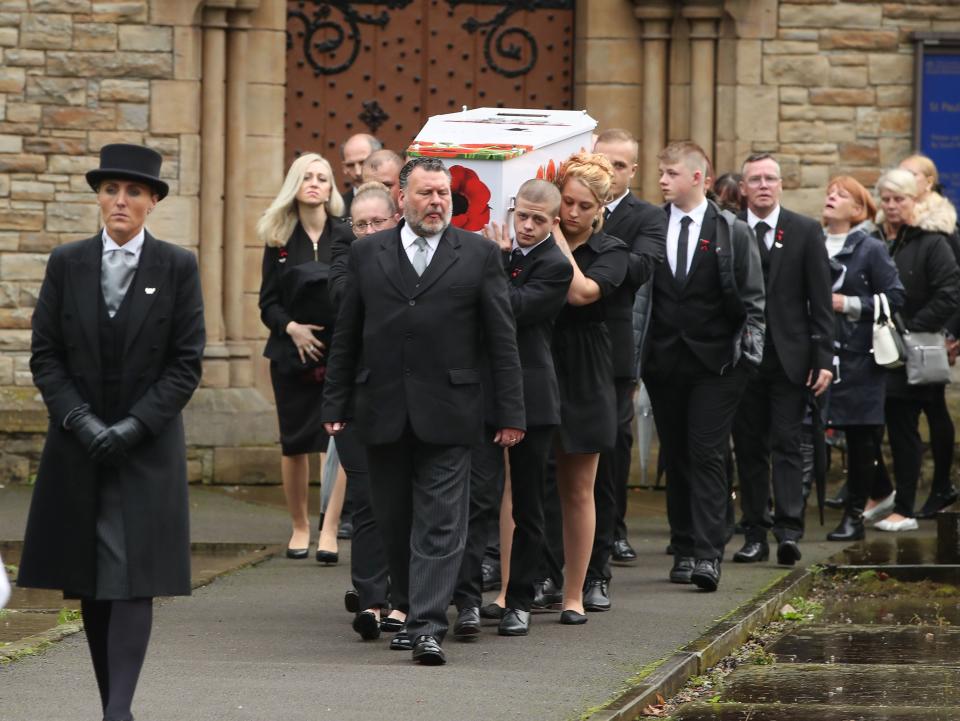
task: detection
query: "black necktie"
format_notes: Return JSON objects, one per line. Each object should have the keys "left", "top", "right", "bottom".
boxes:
{"left": 603, "top": 207, "right": 611, "bottom": 222}
{"left": 675, "top": 215, "right": 692, "bottom": 283}
{"left": 754, "top": 221, "right": 770, "bottom": 251}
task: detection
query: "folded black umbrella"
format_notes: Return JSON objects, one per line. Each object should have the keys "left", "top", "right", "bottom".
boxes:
{"left": 807, "top": 390, "right": 827, "bottom": 526}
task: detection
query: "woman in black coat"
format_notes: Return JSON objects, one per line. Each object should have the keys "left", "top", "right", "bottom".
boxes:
{"left": 257, "top": 153, "right": 353, "bottom": 560}
{"left": 19, "top": 144, "right": 205, "bottom": 721}
{"left": 873, "top": 168, "right": 960, "bottom": 532}
{"left": 820, "top": 176, "right": 904, "bottom": 541}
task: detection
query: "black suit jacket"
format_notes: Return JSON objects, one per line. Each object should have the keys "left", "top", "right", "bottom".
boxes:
{"left": 21, "top": 232, "right": 205, "bottom": 598}
{"left": 322, "top": 222, "right": 525, "bottom": 445}
{"left": 604, "top": 193, "right": 667, "bottom": 378}
{"left": 499, "top": 236, "right": 572, "bottom": 426}
{"left": 740, "top": 207, "right": 834, "bottom": 384}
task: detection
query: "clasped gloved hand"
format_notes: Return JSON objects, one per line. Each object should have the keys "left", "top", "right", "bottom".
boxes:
{"left": 65, "top": 404, "right": 108, "bottom": 455}
{"left": 90, "top": 416, "right": 148, "bottom": 467}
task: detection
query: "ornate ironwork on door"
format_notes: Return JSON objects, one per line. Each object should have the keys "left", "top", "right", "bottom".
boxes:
{"left": 285, "top": 0, "right": 575, "bottom": 185}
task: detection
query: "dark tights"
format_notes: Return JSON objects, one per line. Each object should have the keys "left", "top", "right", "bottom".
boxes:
{"left": 81, "top": 598, "right": 153, "bottom": 721}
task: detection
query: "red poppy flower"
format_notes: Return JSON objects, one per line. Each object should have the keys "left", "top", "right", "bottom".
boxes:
{"left": 449, "top": 165, "right": 491, "bottom": 231}
{"left": 699, "top": 238, "right": 710, "bottom": 252}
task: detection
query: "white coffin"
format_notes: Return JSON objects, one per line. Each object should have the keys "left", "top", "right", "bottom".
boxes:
{"left": 406, "top": 107, "right": 597, "bottom": 231}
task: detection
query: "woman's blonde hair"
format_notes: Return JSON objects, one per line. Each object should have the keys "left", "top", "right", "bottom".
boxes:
{"left": 256, "top": 153, "right": 345, "bottom": 247}
{"left": 876, "top": 168, "right": 918, "bottom": 199}
{"left": 901, "top": 153, "right": 939, "bottom": 187}
{"left": 351, "top": 180, "right": 397, "bottom": 215}
{"left": 555, "top": 151, "right": 614, "bottom": 231}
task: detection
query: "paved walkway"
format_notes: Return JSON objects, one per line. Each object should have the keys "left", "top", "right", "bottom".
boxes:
{"left": 0, "top": 483, "right": 863, "bottom": 721}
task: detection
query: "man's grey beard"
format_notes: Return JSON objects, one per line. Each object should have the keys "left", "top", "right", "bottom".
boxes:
{"left": 405, "top": 206, "right": 452, "bottom": 237}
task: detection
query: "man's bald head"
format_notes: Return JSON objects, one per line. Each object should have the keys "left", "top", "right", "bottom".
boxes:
{"left": 362, "top": 149, "right": 403, "bottom": 206}
{"left": 341, "top": 134, "right": 382, "bottom": 186}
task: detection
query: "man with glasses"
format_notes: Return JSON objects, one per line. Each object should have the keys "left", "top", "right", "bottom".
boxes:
{"left": 731, "top": 153, "right": 833, "bottom": 567}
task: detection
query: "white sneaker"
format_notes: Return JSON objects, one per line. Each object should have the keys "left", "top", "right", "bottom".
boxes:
{"left": 863, "top": 491, "right": 896, "bottom": 522}
{"left": 873, "top": 516, "right": 919, "bottom": 532}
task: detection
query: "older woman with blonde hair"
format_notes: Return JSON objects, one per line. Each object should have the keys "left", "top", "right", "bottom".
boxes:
{"left": 257, "top": 152, "right": 353, "bottom": 559}
{"left": 548, "top": 152, "right": 628, "bottom": 624}
{"left": 872, "top": 168, "right": 960, "bottom": 531}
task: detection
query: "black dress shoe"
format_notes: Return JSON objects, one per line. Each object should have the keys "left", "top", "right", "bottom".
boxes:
{"left": 827, "top": 513, "right": 865, "bottom": 541}
{"left": 286, "top": 547, "right": 309, "bottom": 559}
{"left": 389, "top": 627, "right": 413, "bottom": 651}
{"left": 453, "top": 606, "right": 480, "bottom": 640}
{"left": 479, "top": 602, "right": 505, "bottom": 620}
{"left": 916, "top": 487, "right": 960, "bottom": 519}
{"left": 498, "top": 608, "right": 531, "bottom": 636}
{"left": 352, "top": 610, "right": 381, "bottom": 641}
{"left": 691, "top": 558, "right": 721, "bottom": 592}
{"left": 732, "top": 541, "right": 769, "bottom": 563}
{"left": 531, "top": 578, "right": 562, "bottom": 609}
{"left": 611, "top": 538, "right": 637, "bottom": 563}
{"left": 337, "top": 521, "right": 353, "bottom": 540}
{"left": 776, "top": 540, "right": 802, "bottom": 566}
{"left": 582, "top": 579, "right": 611, "bottom": 612}
{"left": 670, "top": 556, "right": 695, "bottom": 584}
{"left": 559, "top": 609, "right": 588, "bottom": 625}
{"left": 315, "top": 550, "right": 338, "bottom": 565}
{"left": 380, "top": 616, "right": 404, "bottom": 633}
{"left": 481, "top": 558, "right": 501, "bottom": 592}
{"left": 343, "top": 588, "right": 360, "bottom": 613}
{"left": 412, "top": 635, "right": 446, "bottom": 665}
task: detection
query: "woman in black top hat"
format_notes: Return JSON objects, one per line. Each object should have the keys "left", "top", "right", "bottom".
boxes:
{"left": 257, "top": 152, "right": 353, "bottom": 559}
{"left": 19, "top": 143, "right": 205, "bottom": 721}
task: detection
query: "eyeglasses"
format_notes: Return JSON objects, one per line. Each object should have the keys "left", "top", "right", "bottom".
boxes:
{"left": 745, "top": 175, "right": 782, "bottom": 187}
{"left": 352, "top": 217, "right": 391, "bottom": 233}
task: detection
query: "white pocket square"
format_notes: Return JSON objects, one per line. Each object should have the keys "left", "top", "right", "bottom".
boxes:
{"left": 145, "top": 287, "right": 156, "bottom": 294}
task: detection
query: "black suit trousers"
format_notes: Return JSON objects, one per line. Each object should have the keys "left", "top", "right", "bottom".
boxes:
{"left": 646, "top": 363, "right": 748, "bottom": 560}
{"left": 732, "top": 354, "right": 807, "bottom": 543}
{"left": 455, "top": 425, "right": 555, "bottom": 611}
{"left": 590, "top": 378, "right": 636, "bottom": 581}
{"left": 366, "top": 425, "right": 471, "bottom": 642}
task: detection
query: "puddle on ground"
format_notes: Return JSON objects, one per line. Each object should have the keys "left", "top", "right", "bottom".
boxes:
{"left": 819, "top": 595, "right": 960, "bottom": 625}
{"left": 840, "top": 537, "right": 944, "bottom": 566}
{"left": 768, "top": 626, "right": 960, "bottom": 665}
{"left": 671, "top": 702, "right": 957, "bottom": 720}
{"left": 0, "top": 612, "right": 60, "bottom": 643}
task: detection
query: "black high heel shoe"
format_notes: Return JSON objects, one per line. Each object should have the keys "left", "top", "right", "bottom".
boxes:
{"left": 315, "top": 549, "right": 338, "bottom": 565}
{"left": 559, "top": 609, "right": 588, "bottom": 625}
{"left": 286, "top": 547, "right": 309, "bottom": 559}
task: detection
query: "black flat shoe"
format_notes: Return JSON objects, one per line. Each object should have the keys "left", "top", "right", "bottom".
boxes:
{"left": 389, "top": 627, "right": 412, "bottom": 651}
{"left": 479, "top": 602, "right": 505, "bottom": 620}
{"left": 498, "top": 608, "right": 531, "bottom": 636}
{"left": 380, "top": 616, "right": 404, "bottom": 633}
{"left": 583, "top": 579, "right": 611, "bottom": 612}
{"left": 559, "top": 609, "right": 588, "bottom": 625}
{"left": 827, "top": 513, "right": 865, "bottom": 541}
{"left": 916, "top": 487, "right": 960, "bottom": 519}
{"left": 316, "top": 549, "right": 338, "bottom": 565}
{"left": 412, "top": 635, "right": 446, "bottom": 665}
{"left": 453, "top": 606, "right": 480, "bottom": 640}
{"left": 531, "top": 578, "right": 562, "bottom": 610}
{"left": 286, "top": 547, "right": 309, "bottom": 559}
{"left": 611, "top": 538, "right": 637, "bottom": 563}
{"left": 732, "top": 541, "right": 769, "bottom": 563}
{"left": 352, "top": 610, "right": 381, "bottom": 641}
{"left": 337, "top": 521, "right": 353, "bottom": 540}
{"left": 670, "top": 556, "right": 695, "bottom": 584}
{"left": 776, "top": 540, "right": 802, "bottom": 566}
{"left": 691, "top": 558, "right": 721, "bottom": 592}
{"left": 343, "top": 588, "right": 359, "bottom": 613}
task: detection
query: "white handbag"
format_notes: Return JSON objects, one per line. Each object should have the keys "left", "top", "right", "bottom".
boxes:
{"left": 872, "top": 293, "right": 905, "bottom": 368}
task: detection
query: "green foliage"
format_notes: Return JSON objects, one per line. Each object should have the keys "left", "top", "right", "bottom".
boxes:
{"left": 57, "top": 608, "right": 81, "bottom": 625}
{"left": 746, "top": 647, "right": 775, "bottom": 665}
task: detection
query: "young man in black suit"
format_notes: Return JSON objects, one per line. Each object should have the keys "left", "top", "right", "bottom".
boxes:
{"left": 582, "top": 129, "right": 666, "bottom": 611}
{"left": 731, "top": 153, "right": 833, "bottom": 566}
{"left": 453, "top": 179, "right": 573, "bottom": 638}
{"left": 640, "top": 141, "right": 765, "bottom": 592}
{"left": 322, "top": 157, "right": 525, "bottom": 665}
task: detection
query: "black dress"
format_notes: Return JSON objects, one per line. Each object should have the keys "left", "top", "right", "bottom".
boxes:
{"left": 552, "top": 231, "right": 628, "bottom": 453}
{"left": 260, "top": 219, "right": 352, "bottom": 456}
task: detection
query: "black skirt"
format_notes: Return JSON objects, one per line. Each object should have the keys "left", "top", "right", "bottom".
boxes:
{"left": 270, "top": 361, "right": 330, "bottom": 456}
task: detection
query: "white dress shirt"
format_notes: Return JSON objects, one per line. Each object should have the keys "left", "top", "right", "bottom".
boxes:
{"left": 666, "top": 199, "right": 708, "bottom": 276}
{"left": 102, "top": 226, "right": 145, "bottom": 259}
{"left": 746, "top": 205, "right": 781, "bottom": 250}
{"left": 604, "top": 190, "right": 630, "bottom": 217}
{"left": 400, "top": 222, "right": 441, "bottom": 268}
{"left": 511, "top": 234, "right": 551, "bottom": 257}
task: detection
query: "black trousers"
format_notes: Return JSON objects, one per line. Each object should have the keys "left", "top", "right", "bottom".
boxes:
{"left": 338, "top": 425, "right": 397, "bottom": 613}
{"left": 923, "top": 385, "right": 956, "bottom": 496}
{"left": 886, "top": 396, "right": 927, "bottom": 518}
{"left": 613, "top": 379, "right": 637, "bottom": 541}
{"left": 366, "top": 425, "right": 471, "bottom": 642}
{"left": 539, "top": 451, "right": 565, "bottom": 587}
{"left": 455, "top": 426, "right": 555, "bottom": 611}
{"left": 731, "top": 354, "right": 807, "bottom": 544}
{"left": 840, "top": 425, "right": 884, "bottom": 515}
{"left": 81, "top": 598, "right": 152, "bottom": 721}
{"left": 646, "top": 363, "right": 748, "bottom": 560}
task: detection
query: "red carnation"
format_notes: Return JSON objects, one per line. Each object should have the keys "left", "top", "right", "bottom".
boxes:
{"left": 449, "top": 165, "right": 491, "bottom": 231}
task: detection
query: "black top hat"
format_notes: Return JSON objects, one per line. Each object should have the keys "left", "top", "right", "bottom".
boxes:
{"left": 86, "top": 143, "right": 169, "bottom": 200}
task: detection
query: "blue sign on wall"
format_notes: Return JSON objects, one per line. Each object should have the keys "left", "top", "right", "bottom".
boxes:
{"left": 920, "top": 50, "right": 960, "bottom": 208}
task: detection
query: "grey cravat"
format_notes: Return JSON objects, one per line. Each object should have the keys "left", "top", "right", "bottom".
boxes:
{"left": 101, "top": 247, "right": 137, "bottom": 318}
{"left": 412, "top": 236, "right": 429, "bottom": 277}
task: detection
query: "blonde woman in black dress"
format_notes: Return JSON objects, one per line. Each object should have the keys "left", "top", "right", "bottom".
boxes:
{"left": 551, "top": 153, "right": 628, "bottom": 623}
{"left": 257, "top": 153, "right": 353, "bottom": 558}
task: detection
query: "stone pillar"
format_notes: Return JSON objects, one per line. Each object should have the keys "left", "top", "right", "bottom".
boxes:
{"left": 683, "top": 6, "right": 723, "bottom": 161}
{"left": 225, "top": 8, "right": 253, "bottom": 387}
{"left": 200, "top": 6, "right": 229, "bottom": 387}
{"left": 634, "top": 3, "right": 673, "bottom": 200}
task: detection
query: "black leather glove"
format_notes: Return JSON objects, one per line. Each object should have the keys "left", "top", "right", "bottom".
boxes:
{"left": 64, "top": 404, "right": 108, "bottom": 455}
{"left": 89, "top": 416, "right": 148, "bottom": 467}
